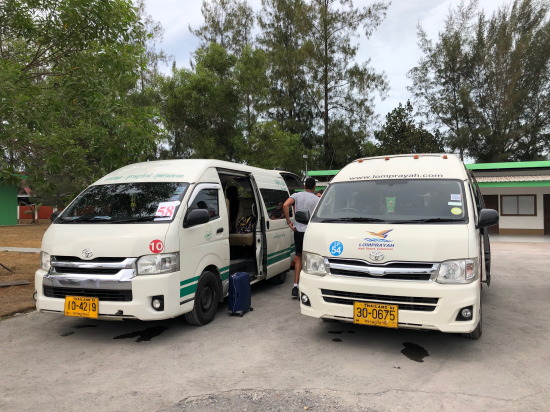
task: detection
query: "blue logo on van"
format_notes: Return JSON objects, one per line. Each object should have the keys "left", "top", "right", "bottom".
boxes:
{"left": 329, "top": 241, "right": 343, "bottom": 256}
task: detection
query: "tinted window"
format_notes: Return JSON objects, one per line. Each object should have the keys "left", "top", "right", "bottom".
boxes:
{"left": 313, "top": 179, "right": 467, "bottom": 223}
{"left": 280, "top": 173, "right": 302, "bottom": 195}
{"left": 188, "top": 189, "right": 220, "bottom": 220}
{"left": 58, "top": 182, "right": 188, "bottom": 224}
{"left": 260, "top": 188, "right": 288, "bottom": 220}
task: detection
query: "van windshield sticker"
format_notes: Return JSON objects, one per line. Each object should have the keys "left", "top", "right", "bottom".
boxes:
{"left": 451, "top": 208, "right": 462, "bottom": 215}
{"left": 349, "top": 173, "right": 444, "bottom": 180}
{"left": 451, "top": 194, "right": 461, "bottom": 201}
{"left": 154, "top": 201, "right": 180, "bottom": 221}
{"left": 104, "top": 173, "right": 185, "bottom": 181}
{"left": 448, "top": 201, "right": 462, "bottom": 206}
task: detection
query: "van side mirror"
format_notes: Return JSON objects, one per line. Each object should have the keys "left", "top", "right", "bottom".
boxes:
{"left": 478, "top": 208, "right": 499, "bottom": 228}
{"left": 50, "top": 211, "right": 60, "bottom": 222}
{"left": 295, "top": 210, "right": 310, "bottom": 225}
{"left": 183, "top": 209, "right": 210, "bottom": 228}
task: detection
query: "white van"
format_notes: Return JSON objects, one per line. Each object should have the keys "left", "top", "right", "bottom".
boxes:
{"left": 296, "top": 154, "right": 498, "bottom": 339}
{"left": 35, "top": 159, "right": 302, "bottom": 324}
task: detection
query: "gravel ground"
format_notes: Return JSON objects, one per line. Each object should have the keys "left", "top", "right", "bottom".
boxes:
{"left": 162, "top": 389, "right": 375, "bottom": 412}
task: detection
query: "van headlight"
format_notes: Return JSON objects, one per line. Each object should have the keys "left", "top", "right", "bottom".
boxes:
{"left": 40, "top": 251, "right": 51, "bottom": 271}
{"left": 303, "top": 252, "right": 328, "bottom": 276}
{"left": 137, "top": 253, "right": 179, "bottom": 275}
{"left": 436, "top": 259, "right": 478, "bottom": 284}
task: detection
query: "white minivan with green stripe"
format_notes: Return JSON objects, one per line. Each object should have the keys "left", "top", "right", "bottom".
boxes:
{"left": 35, "top": 159, "right": 301, "bottom": 325}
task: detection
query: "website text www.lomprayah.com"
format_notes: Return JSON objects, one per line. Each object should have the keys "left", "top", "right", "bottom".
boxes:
{"left": 349, "top": 173, "right": 444, "bottom": 180}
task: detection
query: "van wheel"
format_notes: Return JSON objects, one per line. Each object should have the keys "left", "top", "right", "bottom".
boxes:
{"left": 184, "top": 271, "right": 220, "bottom": 326}
{"left": 462, "top": 303, "right": 482, "bottom": 339}
{"left": 268, "top": 271, "right": 287, "bottom": 285}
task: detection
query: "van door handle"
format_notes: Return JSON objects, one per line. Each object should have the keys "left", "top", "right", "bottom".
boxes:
{"left": 217, "top": 227, "right": 223, "bottom": 233}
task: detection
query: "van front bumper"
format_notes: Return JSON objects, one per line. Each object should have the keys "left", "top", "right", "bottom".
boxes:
{"left": 34, "top": 269, "right": 190, "bottom": 321}
{"left": 299, "top": 271, "right": 480, "bottom": 334}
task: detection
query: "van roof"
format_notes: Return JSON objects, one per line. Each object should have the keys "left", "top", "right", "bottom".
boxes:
{"left": 94, "top": 159, "right": 285, "bottom": 185}
{"left": 332, "top": 153, "right": 468, "bottom": 183}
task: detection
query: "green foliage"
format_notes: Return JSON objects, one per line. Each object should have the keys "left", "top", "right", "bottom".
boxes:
{"left": 0, "top": 0, "right": 161, "bottom": 205}
{"left": 258, "top": 0, "right": 317, "bottom": 151}
{"left": 374, "top": 102, "right": 444, "bottom": 155}
{"left": 257, "top": 0, "right": 389, "bottom": 170}
{"left": 409, "top": 0, "right": 550, "bottom": 162}
{"left": 241, "top": 121, "right": 303, "bottom": 173}
{"left": 160, "top": 44, "right": 243, "bottom": 161}
{"left": 190, "top": 0, "right": 255, "bottom": 55}
{"left": 307, "top": 0, "right": 389, "bottom": 169}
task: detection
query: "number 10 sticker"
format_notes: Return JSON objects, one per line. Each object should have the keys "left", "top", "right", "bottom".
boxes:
{"left": 149, "top": 239, "right": 164, "bottom": 253}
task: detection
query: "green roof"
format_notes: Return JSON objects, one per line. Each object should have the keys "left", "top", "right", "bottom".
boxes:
{"left": 307, "top": 170, "right": 340, "bottom": 177}
{"left": 465, "top": 160, "right": 550, "bottom": 170}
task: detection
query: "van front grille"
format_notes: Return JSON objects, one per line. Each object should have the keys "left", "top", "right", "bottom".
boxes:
{"left": 43, "top": 286, "right": 132, "bottom": 302}
{"left": 321, "top": 289, "right": 438, "bottom": 312}
{"left": 326, "top": 259, "right": 437, "bottom": 281}
{"left": 53, "top": 267, "right": 121, "bottom": 275}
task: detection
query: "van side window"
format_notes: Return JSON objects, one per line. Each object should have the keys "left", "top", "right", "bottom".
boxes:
{"left": 260, "top": 189, "right": 288, "bottom": 220}
{"left": 189, "top": 189, "right": 219, "bottom": 220}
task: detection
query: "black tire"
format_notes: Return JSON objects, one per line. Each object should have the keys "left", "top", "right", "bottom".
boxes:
{"left": 184, "top": 271, "right": 220, "bottom": 326}
{"left": 462, "top": 302, "right": 482, "bottom": 339}
{"left": 268, "top": 271, "right": 287, "bottom": 285}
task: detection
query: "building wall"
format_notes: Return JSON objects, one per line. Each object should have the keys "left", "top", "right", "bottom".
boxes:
{"left": 18, "top": 205, "right": 54, "bottom": 220}
{"left": 480, "top": 186, "right": 550, "bottom": 233}
{"left": 0, "top": 185, "right": 18, "bottom": 226}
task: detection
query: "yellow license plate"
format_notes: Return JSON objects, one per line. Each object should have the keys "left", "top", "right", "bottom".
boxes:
{"left": 64, "top": 296, "right": 99, "bottom": 319}
{"left": 353, "top": 302, "right": 398, "bottom": 328}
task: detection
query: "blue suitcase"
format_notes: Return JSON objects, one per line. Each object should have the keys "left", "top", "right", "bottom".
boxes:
{"left": 228, "top": 272, "right": 253, "bottom": 316}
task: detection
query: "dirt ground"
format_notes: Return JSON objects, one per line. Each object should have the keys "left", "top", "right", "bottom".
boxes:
{"left": 0, "top": 223, "right": 49, "bottom": 318}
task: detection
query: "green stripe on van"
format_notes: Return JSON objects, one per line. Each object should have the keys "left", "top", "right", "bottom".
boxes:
{"left": 180, "top": 275, "right": 200, "bottom": 298}
{"left": 267, "top": 247, "right": 293, "bottom": 265}
{"left": 180, "top": 267, "right": 230, "bottom": 298}
{"left": 220, "top": 265, "right": 230, "bottom": 281}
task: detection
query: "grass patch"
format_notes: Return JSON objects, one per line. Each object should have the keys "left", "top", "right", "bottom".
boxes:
{"left": 0, "top": 223, "right": 49, "bottom": 318}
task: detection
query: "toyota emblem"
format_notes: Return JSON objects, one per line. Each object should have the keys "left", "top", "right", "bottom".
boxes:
{"left": 369, "top": 250, "right": 384, "bottom": 262}
{"left": 82, "top": 248, "right": 94, "bottom": 259}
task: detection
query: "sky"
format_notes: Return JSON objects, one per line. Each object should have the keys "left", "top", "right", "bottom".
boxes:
{"left": 144, "top": 0, "right": 506, "bottom": 121}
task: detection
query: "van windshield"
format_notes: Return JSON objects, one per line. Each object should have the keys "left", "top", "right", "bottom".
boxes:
{"left": 312, "top": 179, "right": 468, "bottom": 223}
{"left": 57, "top": 182, "right": 189, "bottom": 224}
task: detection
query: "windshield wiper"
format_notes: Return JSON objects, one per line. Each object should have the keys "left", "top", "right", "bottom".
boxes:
{"left": 111, "top": 216, "right": 157, "bottom": 223}
{"left": 415, "top": 218, "right": 464, "bottom": 223}
{"left": 319, "top": 217, "right": 386, "bottom": 223}
{"left": 60, "top": 215, "right": 111, "bottom": 223}
{"left": 389, "top": 218, "right": 464, "bottom": 224}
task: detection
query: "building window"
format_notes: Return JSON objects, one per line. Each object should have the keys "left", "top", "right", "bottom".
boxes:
{"left": 500, "top": 195, "right": 536, "bottom": 216}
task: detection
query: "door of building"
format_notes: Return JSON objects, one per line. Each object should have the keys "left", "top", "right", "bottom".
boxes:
{"left": 483, "top": 195, "right": 499, "bottom": 235}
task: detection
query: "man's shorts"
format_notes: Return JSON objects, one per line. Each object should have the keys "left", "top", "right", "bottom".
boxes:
{"left": 294, "top": 231, "right": 305, "bottom": 254}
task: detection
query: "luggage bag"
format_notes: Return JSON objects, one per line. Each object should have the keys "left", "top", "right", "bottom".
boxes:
{"left": 228, "top": 272, "right": 253, "bottom": 316}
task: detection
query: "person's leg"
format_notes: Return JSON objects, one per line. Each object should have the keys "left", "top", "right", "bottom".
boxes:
{"left": 294, "top": 253, "right": 301, "bottom": 284}
{"left": 292, "top": 231, "right": 304, "bottom": 297}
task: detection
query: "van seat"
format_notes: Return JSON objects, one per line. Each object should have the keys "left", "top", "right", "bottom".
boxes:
{"left": 229, "top": 198, "right": 256, "bottom": 247}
